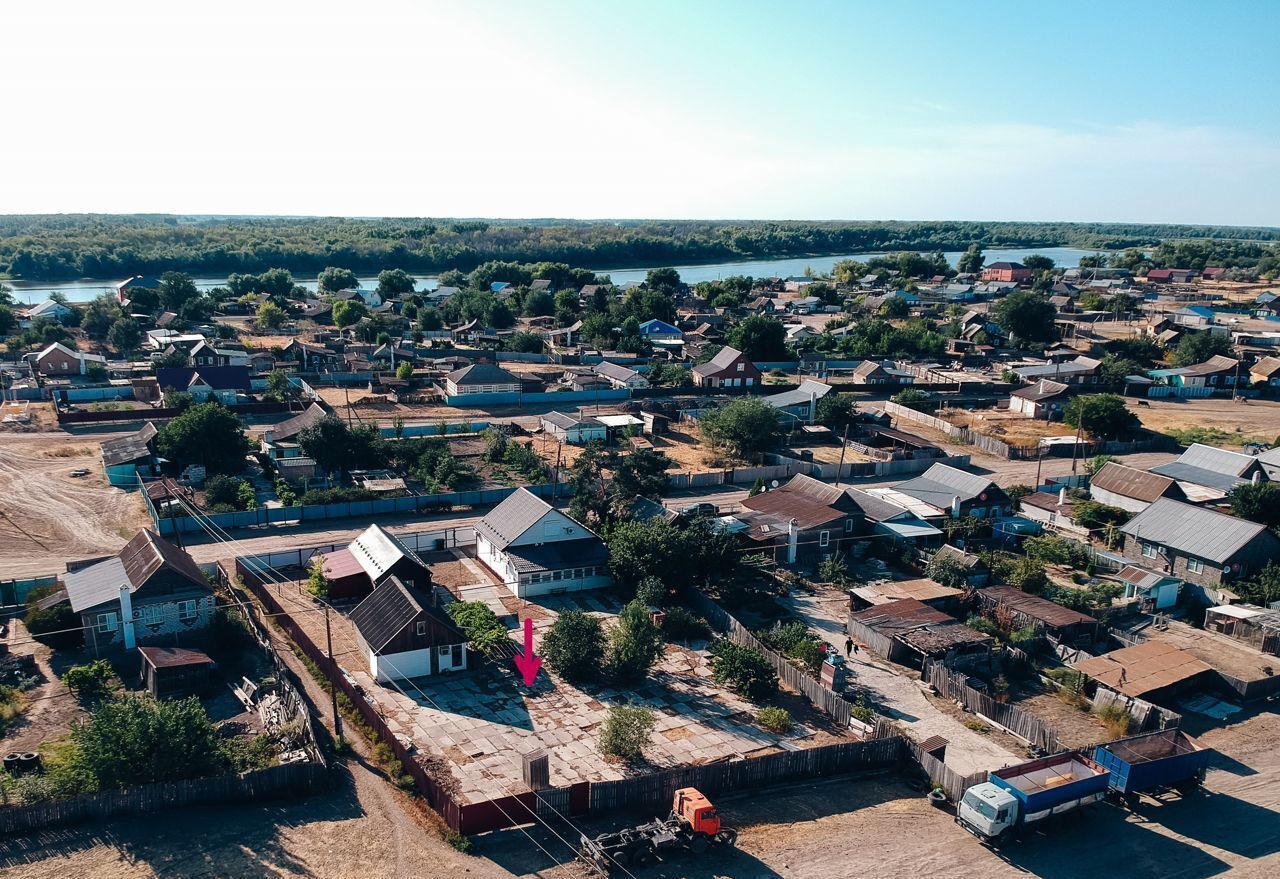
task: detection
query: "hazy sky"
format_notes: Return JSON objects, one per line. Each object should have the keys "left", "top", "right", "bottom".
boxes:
{"left": 4, "top": 0, "right": 1278, "bottom": 224}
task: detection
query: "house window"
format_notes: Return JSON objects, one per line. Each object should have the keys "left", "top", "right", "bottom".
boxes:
{"left": 736, "top": 362, "right": 745, "bottom": 371}
{"left": 139, "top": 604, "right": 164, "bottom": 624}
{"left": 178, "top": 600, "right": 198, "bottom": 622}
{"left": 96, "top": 612, "right": 118, "bottom": 633}
{"left": 819, "top": 531, "right": 830, "bottom": 548}
{"left": 416, "top": 621, "right": 427, "bottom": 636}
{"left": 845, "top": 519, "right": 855, "bottom": 533}
{"left": 1186, "top": 557, "right": 1204, "bottom": 574}
{"left": 1141, "top": 542, "right": 1157, "bottom": 559}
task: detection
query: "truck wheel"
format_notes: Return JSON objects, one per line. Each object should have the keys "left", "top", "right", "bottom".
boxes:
{"left": 716, "top": 829, "right": 738, "bottom": 848}
{"left": 996, "top": 829, "right": 1015, "bottom": 847}
{"left": 629, "top": 842, "right": 655, "bottom": 866}
{"left": 688, "top": 834, "right": 710, "bottom": 855}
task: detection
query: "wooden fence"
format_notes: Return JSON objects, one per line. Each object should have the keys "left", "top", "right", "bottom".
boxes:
{"left": 0, "top": 761, "right": 327, "bottom": 836}
{"left": 1090, "top": 688, "right": 1183, "bottom": 733}
{"left": 589, "top": 737, "right": 905, "bottom": 812}
{"left": 686, "top": 592, "right": 860, "bottom": 728}
{"left": 923, "top": 661, "right": 1063, "bottom": 753}
{"left": 907, "top": 740, "right": 988, "bottom": 802}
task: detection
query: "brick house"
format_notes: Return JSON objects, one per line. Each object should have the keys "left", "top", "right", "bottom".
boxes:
{"left": 980, "top": 262, "right": 1033, "bottom": 283}
{"left": 1120, "top": 498, "right": 1280, "bottom": 590}
{"left": 31, "top": 342, "right": 106, "bottom": 376}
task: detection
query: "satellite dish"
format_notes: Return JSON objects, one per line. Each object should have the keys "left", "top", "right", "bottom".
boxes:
{"left": 771, "top": 480, "right": 780, "bottom": 488}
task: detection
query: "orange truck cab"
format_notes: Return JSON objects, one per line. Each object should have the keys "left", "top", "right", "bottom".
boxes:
{"left": 673, "top": 787, "right": 721, "bottom": 836}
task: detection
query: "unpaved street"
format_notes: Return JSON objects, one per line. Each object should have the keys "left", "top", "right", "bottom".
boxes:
{"left": 0, "top": 432, "right": 150, "bottom": 580}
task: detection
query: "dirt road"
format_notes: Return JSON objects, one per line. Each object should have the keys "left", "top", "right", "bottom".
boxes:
{"left": 0, "top": 433, "right": 150, "bottom": 580}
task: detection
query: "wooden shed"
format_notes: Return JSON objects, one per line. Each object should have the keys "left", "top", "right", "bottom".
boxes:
{"left": 138, "top": 646, "right": 216, "bottom": 699}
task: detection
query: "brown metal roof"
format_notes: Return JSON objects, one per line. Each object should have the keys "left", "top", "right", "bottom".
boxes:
{"left": 1089, "top": 462, "right": 1182, "bottom": 503}
{"left": 978, "top": 585, "right": 1097, "bottom": 630}
{"left": 1073, "top": 641, "right": 1212, "bottom": 698}
{"left": 741, "top": 474, "right": 862, "bottom": 530}
{"left": 138, "top": 646, "right": 215, "bottom": 670}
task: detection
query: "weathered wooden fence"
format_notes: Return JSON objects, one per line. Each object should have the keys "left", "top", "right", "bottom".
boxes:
{"left": 589, "top": 737, "right": 906, "bottom": 812}
{"left": 686, "top": 592, "right": 859, "bottom": 728}
{"left": 923, "top": 661, "right": 1063, "bottom": 753}
{"left": 907, "top": 740, "right": 988, "bottom": 802}
{"left": 1091, "top": 687, "right": 1183, "bottom": 733}
{"left": 0, "top": 761, "right": 328, "bottom": 836}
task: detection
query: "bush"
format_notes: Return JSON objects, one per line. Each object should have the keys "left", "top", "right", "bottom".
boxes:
{"left": 756, "top": 706, "right": 793, "bottom": 734}
{"left": 305, "top": 554, "right": 330, "bottom": 599}
{"left": 817, "top": 554, "right": 851, "bottom": 585}
{"left": 660, "top": 607, "right": 711, "bottom": 642}
{"left": 635, "top": 577, "right": 666, "bottom": 607}
{"left": 61, "top": 660, "right": 114, "bottom": 700}
{"left": 598, "top": 704, "right": 655, "bottom": 763}
{"left": 607, "top": 601, "right": 665, "bottom": 682}
{"left": 965, "top": 614, "right": 999, "bottom": 637}
{"left": 709, "top": 639, "right": 778, "bottom": 702}
{"left": 446, "top": 601, "right": 510, "bottom": 656}
{"left": 1095, "top": 702, "right": 1136, "bottom": 738}
{"left": 755, "top": 620, "right": 826, "bottom": 674}
{"left": 539, "top": 610, "right": 605, "bottom": 682}
{"left": 24, "top": 585, "right": 81, "bottom": 648}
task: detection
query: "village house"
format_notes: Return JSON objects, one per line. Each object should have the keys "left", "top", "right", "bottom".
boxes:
{"left": 1017, "top": 488, "right": 1090, "bottom": 537}
{"left": 540, "top": 410, "right": 608, "bottom": 444}
{"left": 847, "top": 599, "right": 992, "bottom": 668}
{"left": 852, "top": 360, "right": 913, "bottom": 386}
{"left": 260, "top": 402, "right": 326, "bottom": 461}
{"left": 1156, "top": 354, "right": 1239, "bottom": 394}
{"left": 101, "top": 422, "right": 159, "bottom": 485}
{"left": 1147, "top": 268, "right": 1198, "bottom": 285}
{"left": 444, "top": 362, "right": 521, "bottom": 396}
{"left": 927, "top": 544, "right": 989, "bottom": 586}
{"left": 763, "top": 379, "right": 833, "bottom": 423}
{"left": 691, "top": 346, "right": 761, "bottom": 388}
{"left": 116, "top": 275, "right": 162, "bottom": 304}
{"left": 1150, "top": 443, "right": 1268, "bottom": 501}
{"left": 1172, "top": 306, "right": 1215, "bottom": 328}
{"left": 62, "top": 529, "right": 216, "bottom": 654}
{"left": 1120, "top": 498, "right": 1280, "bottom": 592}
{"left": 1088, "top": 461, "right": 1188, "bottom": 513}
{"left": 887, "top": 463, "right": 1011, "bottom": 520}
{"left": 348, "top": 576, "right": 469, "bottom": 683}
{"left": 845, "top": 488, "right": 942, "bottom": 549}
{"left": 593, "top": 360, "right": 649, "bottom": 389}
{"left": 1249, "top": 356, "right": 1280, "bottom": 387}
{"left": 638, "top": 318, "right": 683, "bottom": 343}
{"left": 737, "top": 474, "right": 867, "bottom": 566}
{"left": 188, "top": 340, "right": 250, "bottom": 368}
{"left": 155, "top": 366, "right": 252, "bottom": 404}
{"left": 1115, "top": 564, "right": 1182, "bottom": 611}
{"left": 975, "top": 585, "right": 1099, "bottom": 645}
{"left": 319, "top": 524, "right": 433, "bottom": 600}
{"left": 30, "top": 342, "right": 106, "bottom": 377}
{"left": 283, "top": 339, "right": 344, "bottom": 372}
{"left": 474, "top": 487, "right": 611, "bottom": 598}
{"left": 1008, "top": 378, "right": 1070, "bottom": 419}
{"left": 20, "top": 299, "right": 74, "bottom": 326}
{"left": 980, "top": 262, "right": 1033, "bottom": 283}
{"left": 1010, "top": 356, "right": 1102, "bottom": 385}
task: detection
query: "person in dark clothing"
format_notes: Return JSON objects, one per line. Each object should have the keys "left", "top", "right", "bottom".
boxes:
{"left": 845, "top": 637, "right": 854, "bottom": 657}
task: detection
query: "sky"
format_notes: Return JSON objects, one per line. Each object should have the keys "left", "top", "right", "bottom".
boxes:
{"left": 3, "top": 0, "right": 1279, "bottom": 225}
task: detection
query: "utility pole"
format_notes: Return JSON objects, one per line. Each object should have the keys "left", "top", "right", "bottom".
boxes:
{"left": 324, "top": 604, "right": 343, "bottom": 744}
{"left": 1069, "top": 418, "right": 1084, "bottom": 476}
{"left": 834, "top": 422, "right": 850, "bottom": 488}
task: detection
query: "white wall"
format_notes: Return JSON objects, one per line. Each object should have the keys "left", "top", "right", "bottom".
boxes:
{"left": 370, "top": 646, "right": 434, "bottom": 683}
{"left": 508, "top": 509, "right": 591, "bottom": 548}
{"left": 1090, "top": 486, "right": 1150, "bottom": 515}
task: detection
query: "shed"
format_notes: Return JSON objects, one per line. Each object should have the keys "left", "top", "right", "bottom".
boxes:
{"left": 1073, "top": 641, "right": 1214, "bottom": 701}
{"left": 847, "top": 598, "right": 991, "bottom": 667}
{"left": 138, "top": 646, "right": 216, "bottom": 699}
{"left": 975, "top": 585, "right": 1099, "bottom": 644}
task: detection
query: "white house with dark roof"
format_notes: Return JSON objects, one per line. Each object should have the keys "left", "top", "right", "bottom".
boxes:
{"left": 593, "top": 360, "right": 649, "bottom": 389}
{"left": 444, "top": 363, "right": 520, "bottom": 396}
{"left": 348, "top": 576, "right": 468, "bottom": 682}
{"left": 540, "top": 411, "right": 607, "bottom": 444}
{"left": 474, "top": 488, "right": 611, "bottom": 597}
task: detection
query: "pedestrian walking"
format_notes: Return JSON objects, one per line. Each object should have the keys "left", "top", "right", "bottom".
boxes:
{"left": 844, "top": 637, "right": 854, "bottom": 657}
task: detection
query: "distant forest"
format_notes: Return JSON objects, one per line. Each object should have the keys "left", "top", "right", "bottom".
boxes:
{"left": 2, "top": 215, "right": 1279, "bottom": 281}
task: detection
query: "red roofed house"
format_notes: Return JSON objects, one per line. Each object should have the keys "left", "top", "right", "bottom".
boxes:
{"left": 319, "top": 524, "right": 432, "bottom": 599}
{"left": 692, "top": 346, "right": 761, "bottom": 388}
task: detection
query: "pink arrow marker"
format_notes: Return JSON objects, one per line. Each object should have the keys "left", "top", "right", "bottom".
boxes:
{"left": 513, "top": 617, "right": 542, "bottom": 686}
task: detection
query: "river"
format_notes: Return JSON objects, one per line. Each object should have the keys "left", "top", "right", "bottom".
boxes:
{"left": 2, "top": 245, "right": 1103, "bottom": 304}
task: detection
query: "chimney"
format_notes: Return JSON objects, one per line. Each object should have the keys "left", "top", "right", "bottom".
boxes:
{"left": 1059, "top": 487, "right": 1068, "bottom": 505}
{"left": 951, "top": 496, "right": 962, "bottom": 518}
{"left": 788, "top": 518, "right": 800, "bottom": 565}
{"left": 118, "top": 585, "right": 136, "bottom": 650}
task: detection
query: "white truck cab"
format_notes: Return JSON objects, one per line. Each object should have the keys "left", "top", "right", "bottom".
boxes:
{"left": 957, "top": 783, "right": 1018, "bottom": 842}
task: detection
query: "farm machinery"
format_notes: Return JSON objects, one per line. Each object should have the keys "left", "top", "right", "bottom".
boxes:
{"left": 579, "top": 787, "right": 737, "bottom": 872}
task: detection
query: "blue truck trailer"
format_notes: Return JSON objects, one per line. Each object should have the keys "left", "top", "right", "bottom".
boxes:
{"left": 1092, "top": 728, "right": 1211, "bottom": 806}
{"left": 957, "top": 752, "right": 1110, "bottom": 846}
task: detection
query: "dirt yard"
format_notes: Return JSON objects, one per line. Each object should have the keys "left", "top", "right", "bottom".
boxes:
{"left": 942, "top": 406, "right": 1084, "bottom": 445}
{"left": 0, "top": 433, "right": 151, "bottom": 580}
{"left": 1128, "top": 397, "right": 1280, "bottom": 446}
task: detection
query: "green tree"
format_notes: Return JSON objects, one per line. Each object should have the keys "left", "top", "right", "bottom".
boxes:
{"left": 82, "top": 293, "right": 122, "bottom": 337}
{"left": 107, "top": 317, "right": 142, "bottom": 352}
{"left": 256, "top": 301, "right": 288, "bottom": 330}
{"left": 607, "top": 601, "right": 665, "bottom": 682}
{"left": 505, "top": 331, "right": 544, "bottom": 353}
{"left": 318, "top": 266, "right": 359, "bottom": 292}
{"left": 523, "top": 290, "right": 554, "bottom": 317}
{"left": 541, "top": 610, "right": 605, "bottom": 683}
{"left": 202, "top": 474, "right": 244, "bottom": 509}
{"left": 376, "top": 268, "right": 416, "bottom": 297}
{"left": 643, "top": 267, "right": 682, "bottom": 295}
{"left": 0, "top": 305, "right": 13, "bottom": 337}
{"left": 698, "top": 397, "right": 782, "bottom": 462}
{"left": 993, "top": 291, "right": 1057, "bottom": 346}
{"left": 395, "top": 360, "right": 414, "bottom": 381}
{"left": 709, "top": 639, "right": 778, "bottom": 702}
{"left": 1236, "top": 562, "right": 1280, "bottom": 606}
{"left": 1063, "top": 394, "right": 1139, "bottom": 439}
{"left": 598, "top": 704, "right": 655, "bottom": 763}
{"left": 417, "top": 307, "right": 444, "bottom": 331}
{"left": 1022, "top": 254, "right": 1056, "bottom": 272}
{"left": 1227, "top": 482, "right": 1280, "bottom": 530}
{"left": 957, "top": 244, "right": 985, "bottom": 274}
{"left": 306, "top": 553, "right": 330, "bottom": 598}
{"left": 815, "top": 393, "right": 855, "bottom": 431}
{"left": 726, "top": 314, "right": 788, "bottom": 361}
{"left": 925, "top": 554, "right": 968, "bottom": 589}
{"left": 891, "top": 387, "right": 930, "bottom": 411}
{"left": 157, "top": 272, "right": 199, "bottom": 312}
{"left": 1170, "top": 331, "right": 1233, "bottom": 367}
{"left": 331, "top": 299, "right": 369, "bottom": 328}
{"left": 445, "top": 601, "right": 509, "bottom": 655}
{"left": 64, "top": 694, "right": 232, "bottom": 789}
{"left": 155, "top": 403, "right": 250, "bottom": 474}
{"left": 62, "top": 660, "right": 114, "bottom": 700}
